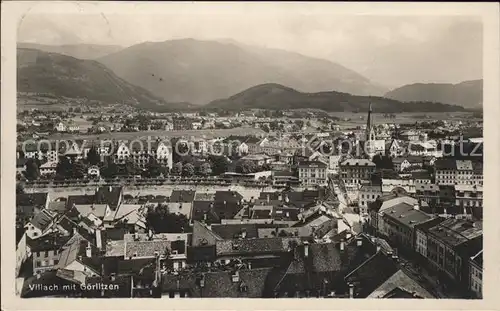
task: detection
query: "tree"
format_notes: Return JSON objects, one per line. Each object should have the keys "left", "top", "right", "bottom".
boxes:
{"left": 145, "top": 157, "right": 163, "bottom": 178}
{"left": 372, "top": 154, "right": 394, "bottom": 170}
{"left": 16, "top": 182, "right": 25, "bottom": 194}
{"left": 101, "top": 157, "right": 119, "bottom": 179}
{"left": 124, "top": 157, "right": 137, "bottom": 176}
{"left": 197, "top": 162, "right": 212, "bottom": 176}
{"left": 146, "top": 205, "right": 192, "bottom": 233}
{"left": 25, "top": 158, "right": 40, "bottom": 181}
{"left": 55, "top": 156, "right": 72, "bottom": 179}
{"left": 209, "top": 155, "right": 230, "bottom": 176}
{"left": 72, "top": 161, "right": 87, "bottom": 179}
{"left": 171, "top": 162, "right": 183, "bottom": 176}
{"left": 261, "top": 124, "right": 270, "bottom": 133}
{"left": 236, "top": 160, "right": 257, "bottom": 174}
{"left": 87, "top": 146, "right": 100, "bottom": 165}
{"left": 182, "top": 163, "right": 195, "bottom": 177}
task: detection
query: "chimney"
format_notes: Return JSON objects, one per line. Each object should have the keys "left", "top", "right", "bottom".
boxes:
{"left": 304, "top": 241, "right": 309, "bottom": 258}
{"left": 376, "top": 245, "right": 381, "bottom": 252}
{"left": 413, "top": 203, "right": 419, "bottom": 211}
{"left": 340, "top": 240, "right": 345, "bottom": 251}
{"left": 267, "top": 194, "right": 270, "bottom": 203}
{"left": 348, "top": 283, "right": 354, "bottom": 298}
{"left": 203, "top": 212, "right": 207, "bottom": 222}
{"left": 78, "top": 255, "right": 83, "bottom": 261}
{"left": 86, "top": 242, "right": 92, "bottom": 257}
{"left": 356, "top": 238, "right": 362, "bottom": 247}
{"left": 247, "top": 261, "right": 252, "bottom": 270}
{"left": 134, "top": 232, "right": 139, "bottom": 241}
{"left": 241, "top": 229, "right": 247, "bottom": 239}
{"left": 73, "top": 227, "right": 77, "bottom": 235}
{"left": 109, "top": 186, "right": 112, "bottom": 192}
{"left": 36, "top": 272, "right": 41, "bottom": 279}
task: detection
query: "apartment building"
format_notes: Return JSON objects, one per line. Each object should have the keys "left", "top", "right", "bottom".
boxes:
{"left": 298, "top": 161, "right": 328, "bottom": 187}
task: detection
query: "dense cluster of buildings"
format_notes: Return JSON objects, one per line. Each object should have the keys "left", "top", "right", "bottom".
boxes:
{"left": 15, "top": 104, "right": 484, "bottom": 299}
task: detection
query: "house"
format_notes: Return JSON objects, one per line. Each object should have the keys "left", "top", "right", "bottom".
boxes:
{"left": 381, "top": 178, "right": 416, "bottom": 195}
{"left": 358, "top": 185, "right": 382, "bottom": 214}
{"left": 340, "top": 159, "right": 376, "bottom": 190}
{"left": 469, "top": 249, "right": 483, "bottom": 298}
{"left": 56, "top": 237, "right": 101, "bottom": 277}
{"left": 380, "top": 202, "right": 434, "bottom": 251}
{"left": 240, "top": 154, "right": 272, "bottom": 166}
{"left": 425, "top": 218, "right": 482, "bottom": 285}
{"left": 87, "top": 165, "right": 100, "bottom": 178}
{"left": 414, "top": 217, "right": 445, "bottom": 259}
{"left": 366, "top": 270, "right": 435, "bottom": 298}
{"left": 17, "top": 192, "right": 50, "bottom": 228}
{"left": 67, "top": 125, "right": 80, "bottom": 133}
{"left": 272, "top": 171, "right": 299, "bottom": 187}
{"left": 400, "top": 130, "right": 420, "bottom": 141}
{"left": 94, "top": 186, "right": 124, "bottom": 211}
{"left": 54, "top": 122, "right": 66, "bottom": 132}
{"left": 25, "top": 209, "right": 56, "bottom": 239}
{"left": 435, "top": 158, "right": 483, "bottom": 186}
{"left": 392, "top": 158, "right": 410, "bottom": 172}
{"left": 73, "top": 204, "right": 112, "bottom": 220}
{"left": 411, "top": 171, "right": 432, "bottom": 184}
{"left": 386, "top": 139, "right": 403, "bottom": 157}
{"left": 123, "top": 233, "right": 171, "bottom": 261}
{"left": 367, "top": 195, "right": 418, "bottom": 236}
{"left": 39, "top": 161, "right": 57, "bottom": 176}
{"left": 298, "top": 161, "right": 328, "bottom": 187}
{"left": 455, "top": 184, "right": 483, "bottom": 218}
{"left": 28, "top": 233, "right": 69, "bottom": 275}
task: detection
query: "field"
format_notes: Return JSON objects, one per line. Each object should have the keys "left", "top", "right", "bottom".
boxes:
{"left": 44, "top": 126, "right": 267, "bottom": 141}
{"left": 330, "top": 111, "right": 480, "bottom": 128}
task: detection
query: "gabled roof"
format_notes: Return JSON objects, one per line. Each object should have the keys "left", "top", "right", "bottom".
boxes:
{"left": 74, "top": 204, "right": 109, "bottom": 219}
{"left": 47, "top": 201, "right": 67, "bottom": 214}
{"left": 95, "top": 186, "right": 123, "bottom": 209}
{"left": 29, "top": 209, "right": 54, "bottom": 231}
{"left": 216, "top": 237, "right": 299, "bottom": 257}
{"left": 26, "top": 232, "right": 70, "bottom": 252}
{"left": 367, "top": 269, "right": 435, "bottom": 298}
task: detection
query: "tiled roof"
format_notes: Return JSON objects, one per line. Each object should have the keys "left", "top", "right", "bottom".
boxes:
{"left": 47, "top": 201, "right": 67, "bottom": 214}
{"left": 344, "top": 251, "right": 399, "bottom": 298}
{"left": 428, "top": 218, "right": 482, "bottom": 247}
{"left": 74, "top": 204, "right": 109, "bottom": 219}
{"left": 434, "top": 158, "right": 456, "bottom": 170}
{"left": 26, "top": 233, "right": 70, "bottom": 252}
{"left": 202, "top": 268, "right": 273, "bottom": 297}
{"left": 216, "top": 237, "right": 300, "bottom": 257}
{"left": 95, "top": 186, "right": 123, "bottom": 209}
{"left": 192, "top": 221, "right": 222, "bottom": 247}
{"left": 66, "top": 195, "right": 94, "bottom": 210}
{"left": 192, "top": 201, "right": 220, "bottom": 224}
{"left": 298, "top": 160, "right": 327, "bottom": 168}
{"left": 272, "top": 242, "right": 343, "bottom": 293}
{"left": 29, "top": 209, "right": 54, "bottom": 231}
{"left": 123, "top": 235, "right": 171, "bottom": 259}
{"left": 211, "top": 224, "right": 260, "bottom": 239}
{"left": 367, "top": 269, "right": 435, "bottom": 298}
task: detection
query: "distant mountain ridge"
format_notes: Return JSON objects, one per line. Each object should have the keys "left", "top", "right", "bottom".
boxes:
{"left": 17, "top": 42, "right": 123, "bottom": 60}
{"left": 17, "top": 48, "right": 190, "bottom": 111}
{"left": 384, "top": 80, "right": 482, "bottom": 109}
{"left": 97, "top": 38, "right": 388, "bottom": 105}
{"left": 206, "top": 83, "right": 465, "bottom": 112}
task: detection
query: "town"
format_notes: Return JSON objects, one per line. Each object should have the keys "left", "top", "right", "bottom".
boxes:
{"left": 15, "top": 104, "right": 484, "bottom": 299}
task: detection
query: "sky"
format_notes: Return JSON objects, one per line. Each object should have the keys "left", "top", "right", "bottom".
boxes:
{"left": 16, "top": 3, "right": 483, "bottom": 88}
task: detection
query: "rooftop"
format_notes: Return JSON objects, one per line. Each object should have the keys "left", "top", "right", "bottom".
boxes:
{"left": 428, "top": 218, "right": 482, "bottom": 247}
{"left": 367, "top": 270, "right": 434, "bottom": 298}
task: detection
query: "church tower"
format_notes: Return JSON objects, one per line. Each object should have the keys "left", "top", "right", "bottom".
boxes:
{"left": 365, "top": 103, "right": 375, "bottom": 142}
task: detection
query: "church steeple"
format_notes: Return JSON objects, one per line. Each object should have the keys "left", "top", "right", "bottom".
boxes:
{"left": 365, "top": 103, "right": 374, "bottom": 142}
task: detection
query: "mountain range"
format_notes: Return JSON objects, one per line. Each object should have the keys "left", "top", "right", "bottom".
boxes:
{"left": 17, "top": 48, "right": 190, "bottom": 111}
{"left": 17, "top": 42, "right": 123, "bottom": 60}
{"left": 385, "top": 80, "right": 483, "bottom": 109}
{"left": 206, "top": 83, "right": 465, "bottom": 113}
{"left": 97, "top": 38, "right": 388, "bottom": 105}
{"left": 16, "top": 39, "right": 479, "bottom": 112}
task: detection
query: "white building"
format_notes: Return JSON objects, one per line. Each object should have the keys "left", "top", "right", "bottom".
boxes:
{"left": 298, "top": 161, "right": 328, "bottom": 187}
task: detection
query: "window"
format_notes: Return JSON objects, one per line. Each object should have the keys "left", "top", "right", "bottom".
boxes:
{"left": 54, "top": 259, "right": 59, "bottom": 265}
{"left": 45, "top": 251, "right": 49, "bottom": 257}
